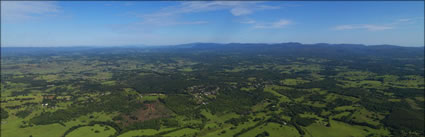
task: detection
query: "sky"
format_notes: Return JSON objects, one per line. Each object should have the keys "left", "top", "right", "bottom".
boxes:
{"left": 1, "top": 1, "right": 424, "bottom": 47}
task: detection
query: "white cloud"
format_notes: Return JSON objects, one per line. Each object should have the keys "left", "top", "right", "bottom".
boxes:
{"left": 334, "top": 24, "right": 393, "bottom": 31}
{"left": 137, "top": 1, "right": 281, "bottom": 26}
{"left": 1, "top": 1, "right": 60, "bottom": 23}
{"left": 239, "top": 19, "right": 256, "bottom": 24}
{"left": 183, "top": 1, "right": 280, "bottom": 16}
{"left": 136, "top": 16, "right": 208, "bottom": 26}
{"left": 391, "top": 17, "right": 424, "bottom": 25}
{"left": 230, "top": 7, "right": 252, "bottom": 16}
{"left": 103, "top": 2, "right": 135, "bottom": 7}
{"left": 177, "top": 1, "right": 275, "bottom": 16}
{"left": 362, "top": 25, "right": 393, "bottom": 31}
{"left": 179, "top": 21, "right": 208, "bottom": 25}
{"left": 398, "top": 18, "right": 411, "bottom": 22}
{"left": 253, "top": 19, "right": 292, "bottom": 29}
{"left": 153, "top": 20, "right": 208, "bottom": 26}
{"left": 334, "top": 17, "right": 422, "bottom": 31}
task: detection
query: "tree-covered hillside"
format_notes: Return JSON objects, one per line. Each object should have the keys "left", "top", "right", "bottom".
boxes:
{"left": 1, "top": 43, "right": 424, "bottom": 137}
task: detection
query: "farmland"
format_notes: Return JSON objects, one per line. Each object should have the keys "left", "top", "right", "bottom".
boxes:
{"left": 1, "top": 43, "right": 424, "bottom": 137}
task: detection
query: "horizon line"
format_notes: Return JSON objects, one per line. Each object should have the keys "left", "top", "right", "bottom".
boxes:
{"left": 1, "top": 42, "right": 424, "bottom": 48}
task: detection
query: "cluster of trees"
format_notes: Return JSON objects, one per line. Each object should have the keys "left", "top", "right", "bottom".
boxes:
{"left": 359, "top": 98, "right": 408, "bottom": 113}
{"left": 224, "top": 115, "right": 251, "bottom": 126}
{"left": 30, "top": 91, "right": 144, "bottom": 125}
{"left": 132, "top": 127, "right": 187, "bottom": 137}
{"left": 266, "top": 113, "right": 288, "bottom": 126}
{"left": 275, "top": 89, "right": 309, "bottom": 99}
{"left": 383, "top": 108, "right": 424, "bottom": 136}
{"left": 233, "top": 120, "right": 267, "bottom": 137}
{"left": 326, "top": 98, "right": 353, "bottom": 109}
{"left": 161, "top": 118, "right": 179, "bottom": 127}
{"left": 113, "top": 71, "right": 195, "bottom": 94}
{"left": 292, "top": 116, "right": 317, "bottom": 127}
{"left": 255, "top": 131, "right": 270, "bottom": 137}
{"left": 0, "top": 108, "right": 8, "bottom": 120}
{"left": 16, "top": 110, "right": 32, "bottom": 119}
{"left": 125, "top": 119, "right": 161, "bottom": 131}
{"left": 206, "top": 88, "right": 277, "bottom": 115}
{"left": 2, "top": 97, "right": 35, "bottom": 102}
{"left": 280, "top": 102, "right": 323, "bottom": 117}
{"left": 160, "top": 94, "right": 200, "bottom": 118}
{"left": 10, "top": 90, "right": 33, "bottom": 97}
{"left": 61, "top": 121, "right": 122, "bottom": 137}
{"left": 2, "top": 75, "right": 48, "bottom": 88}
{"left": 386, "top": 87, "right": 424, "bottom": 98}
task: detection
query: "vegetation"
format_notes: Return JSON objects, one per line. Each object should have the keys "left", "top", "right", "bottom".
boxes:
{"left": 1, "top": 108, "right": 9, "bottom": 120}
{"left": 1, "top": 43, "right": 424, "bottom": 137}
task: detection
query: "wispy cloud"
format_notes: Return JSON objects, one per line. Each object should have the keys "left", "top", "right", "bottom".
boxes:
{"left": 104, "top": 2, "right": 135, "bottom": 7}
{"left": 135, "top": 16, "right": 208, "bottom": 26}
{"left": 135, "top": 1, "right": 280, "bottom": 26}
{"left": 334, "top": 24, "right": 393, "bottom": 31}
{"left": 334, "top": 17, "right": 421, "bottom": 31}
{"left": 239, "top": 19, "right": 256, "bottom": 24}
{"left": 138, "top": 20, "right": 208, "bottom": 26}
{"left": 255, "top": 19, "right": 291, "bottom": 29}
{"left": 177, "top": 1, "right": 279, "bottom": 16}
{"left": 391, "top": 17, "right": 423, "bottom": 25}
{"left": 231, "top": 7, "right": 252, "bottom": 16}
{"left": 1, "top": 1, "right": 60, "bottom": 23}
{"left": 397, "top": 18, "right": 412, "bottom": 22}
{"left": 240, "top": 19, "right": 292, "bottom": 29}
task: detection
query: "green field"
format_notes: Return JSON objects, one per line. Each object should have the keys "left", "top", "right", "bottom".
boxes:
{"left": 67, "top": 124, "right": 116, "bottom": 137}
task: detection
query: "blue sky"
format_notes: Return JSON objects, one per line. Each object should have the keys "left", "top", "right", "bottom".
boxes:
{"left": 1, "top": 1, "right": 424, "bottom": 47}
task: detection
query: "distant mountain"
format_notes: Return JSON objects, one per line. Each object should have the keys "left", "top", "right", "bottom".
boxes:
{"left": 2, "top": 43, "right": 423, "bottom": 58}
{"left": 165, "top": 42, "right": 424, "bottom": 58}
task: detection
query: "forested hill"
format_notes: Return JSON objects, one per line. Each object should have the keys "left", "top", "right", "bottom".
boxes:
{"left": 2, "top": 43, "right": 424, "bottom": 58}
{"left": 170, "top": 43, "right": 425, "bottom": 58}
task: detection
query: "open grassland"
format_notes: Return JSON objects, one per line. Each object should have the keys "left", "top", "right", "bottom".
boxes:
{"left": 304, "top": 120, "right": 390, "bottom": 137}
{"left": 241, "top": 123, "right": 300, "bottom": 137}
{"left": 66, "top": 124, "right": 116, "bottom": 137}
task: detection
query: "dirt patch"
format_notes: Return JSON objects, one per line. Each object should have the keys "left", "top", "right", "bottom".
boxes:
{"left": 117, "top": 101, "right": 173, "bottom": 127}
